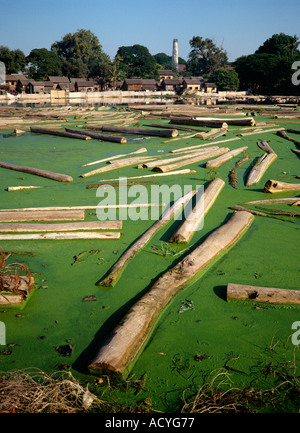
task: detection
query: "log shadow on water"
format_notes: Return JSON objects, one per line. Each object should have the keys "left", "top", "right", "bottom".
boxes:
{"left": 213, "top": 285, "right": 227, "bottom": 301}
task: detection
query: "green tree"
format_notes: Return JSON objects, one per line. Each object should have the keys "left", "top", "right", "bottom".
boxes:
{"left": 116, "top": 44, "right": 158, "bottom": 79}
{"left": 51, "top": 29, "right": 110, "bottom": 78}
{"left": 212, "top": 68, "right": 240, "bottom": 91}
{"left": 256, "top": 33, "right": 299, "bottom": 58}
{"left": 0, "top": 46, "right": 26, "bottom": 74}
{"left": 187, "top": 37, "right": 228, "bottom": 76}
{"left": 26, "top": 48, "right": 62, "bottom": 80}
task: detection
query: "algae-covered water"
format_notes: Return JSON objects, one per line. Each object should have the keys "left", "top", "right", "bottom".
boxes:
{"left": 0, "top": 107, "right": 299, "bottom": 412}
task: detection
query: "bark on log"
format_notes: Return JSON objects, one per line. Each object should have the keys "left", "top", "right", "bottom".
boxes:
{"left": 89, "top": 211, "right": 254, "bottom": 376}
{"left": 169, "top": 178, "right": 225, "bottom": 243}
{"left": 205, "top": 146, "right": 248, "bottom": 168}
{"left": 30, "top": 126, "right": 91, "bottom": 140}
{"left": 80, "top": 156, "right": 155, "bottom": 178}
{"left": 65, "top": 128, "right": 127, "bottom": 144}
{"left": 152, "top": 148, "right": 229, "bottom": 173}
{"left": 0, "top": 221, "right": 122, "bottom": 232}
{"left": 101, "top": 125, "right": 178, "bottom": 137}
{"left": 227, "top": 283, "right": 300, "bottom": 305}
{"left": 97, "top": 190, "right": 197, "bottom": 287}
{"left": 264, "top": 179, "right": 300, "bottom": 193}
{"left": 0, "top": 232, "right": 121, "bottom": 241}
{"left": 0, "top": 210, "right": 85, "bottom": 222}
{"left": 245, "top": 152, "right": 277, "bottom": 186}
{"left": 194, "top": 117, "right": 256, "bottom": 127}
{"left": 0, "top": 161, "right": 73, "bottom": 183}
{"left": 169, "top": 117, "right": 228, "bottom": 129}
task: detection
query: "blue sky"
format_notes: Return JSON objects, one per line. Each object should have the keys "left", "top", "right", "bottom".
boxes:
{"left": 0, "top": 0, "right": 299, "bottom": 62}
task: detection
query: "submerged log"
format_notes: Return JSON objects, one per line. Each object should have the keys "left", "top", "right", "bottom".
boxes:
{"left": 0, "top": 221, "right": 122, "bottom": 232}
{"left": 169, "top": 178, "right": 225, "bottom": 243}
{"left": 101, "top": 125, "right": 178, "bottom": 137}
{"left": 277, "top": 130, "right": 300, "bottom": 148}
{"left": 205, "top": 146, "right": 248, "bottom": 168}
{"left": 65, "top": 128, "right": 127, "bottom": 143}
{"left": 227, "top": 283, "right": 300, "bottom": 305}
{"left": 0, "top": 210, "right": 85, "bottom": 222}
{"left": 30, "top": 126, "right": 91, "bottom": 140}
{"left": 0, "top": 161, "right": 73, "bottom": 183}
{"left": 97, "top": 190, "right": 197, "bottom": 287}
{"left": 245, "top": 152, "right": 277, "bottom": 186}
{"left": 264, "top": 179, "right": 300, "bottom": 193}
{"left": 152, "top": 147, "right": 229, "bottom": 173}
{"left": 0, "top": 232, "right": 121, "bottom": 241}
{"left": 89, "top": 211, "right": 254, "bottom": 376}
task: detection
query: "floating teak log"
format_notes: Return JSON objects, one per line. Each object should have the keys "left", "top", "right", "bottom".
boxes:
{"left": 205, "top": 146, "right": 248, "bottom": 168}
{"left": 89, "top": 210, "right": 254, "bottom": 376}
{"left": 245, "top": 152, "right": 277, "bottom": 186}
{"left": 0, "top": 161, "right": 73, "bottom": 183}
{"left": 82, "top": 148, "right": 147, "bottom": 167}
{"left": 0, "top": 210, "right": 85, "bottom": 222}
{"left": 0, "top": 221, "right": 122, "bottom": 232}
{"left": 152, "top": 147, "right": 229, "bottom": 173}
{"left": 264, "top": 179, "right": 300, "bottom": 193}
{"left": 194, "top": 117, "right": 256, "bottom": 127}
{"left": 101, "top": 125, "right": 178, "bottom": 137}
{"left": 65, "top": 128, "right": 127, "bottom": 144}
{"left": 277, "top": 130, "right": 300, "bottom": 148}
{"left": 227, "top": 283, "right": 300, "bottom": 305}
{"left": 80, "top": 156, "right": 155, "bottom": 178}
{"left": 0, "top": 232, "right": 121, "bottom": 241}
{"left": 169, "top": 178, "right": 225, "bottom": 243}
{"left": 7, "top": 186, "right": 44, "bottom": 192}
{"left": 97, "top": 190, "right": 197, "bottom": 287}
{"left": 169, "top": 117, "right": 228, "bottom": 129}
{"left": 30, "top": 126, "right": 91, "bottom": 140}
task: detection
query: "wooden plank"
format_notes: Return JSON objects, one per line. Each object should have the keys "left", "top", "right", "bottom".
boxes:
{"left": 227, "top": 283, "right": 300, "bottom": 305}
{"left": 89, "top": 211, "right": 254, "bottom": 376}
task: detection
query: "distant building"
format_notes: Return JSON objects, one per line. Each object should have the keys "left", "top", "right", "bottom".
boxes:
{"left": 160, "top": 78, "right": 182, "bottom": 92}
{"left": 141, "top": 79, "right": 158, "bottom": 91}
{"left": 121, "top": 79, "right": 143, "bottom": 91}
{"left": 158, "top": 70, "right": 174, "bottom": 83}
{"left": 204, "top": 82, "right": 218, "bottom": 93}
{"left": 48, "top": 76, "right": 70, "bottom": 89}
{"left": 182, "top": 77, "right": 203, "bottom": 93}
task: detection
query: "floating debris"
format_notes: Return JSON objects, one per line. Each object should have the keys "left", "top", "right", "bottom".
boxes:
{"left": 178, "top": 299, "right": 194, "bottom": 313}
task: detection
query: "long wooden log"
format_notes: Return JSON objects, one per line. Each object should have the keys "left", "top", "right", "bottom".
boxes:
{"left": 169, "top": 137, "right": 240, "bottom": 153}
{"left": 146, "top": 123, "right": 207, "bottom": 133}
{"left": 205, "top": 146, "right": 248, "bottom": 168}
{"left": 194, "top": 117, "right": 255, "bottom": 127}
{"left": 30, "top": 126, "right": 91, "bottom": 140}
{"left": 0, "top": 232, "right": 121, "bottom": 241}
{"left": 287, "top": 129, "right": 300, "bottom": 135}
{"left": 227, "top": 283, "right": 300, "bottom": 305}
{"left": 237, "top": 127, "right": 284, "bottom": 137}
{"left": 0, "top": 161, "right": 73, "bottom": 183}
{"left": 242, "top": 197, "right": 300, "bottom": 206}
{"left": 89, "top": 211, "right": 254, "bottom": 376}
{"left": 97, "top": 169, "right": 196, "bottom": 182}
{"left": 195, "top": 128, "right": 227, "bottom": 140}
{"left": 97, "top": 190, "right": 197, "bottom": 287}
{"left": 245, "top": 152, "right": 277, "bottom": 186}
{"left": 0, "top": 210, "right": 85, "bottom": 222}
{"left": 152, "top": 147, "right": 230, "bottom": 173}
{"left": 80, "top": 156, "right": 155, "bottom": 178}
{"left": 169, "top": 178, "right": 225, "bottom": 243}
{"left": 82, "top": 148, "right": 147, "bottom": 167}
{"left": 7, "top": 186, "right": 44, "bottom": 192}
{"left": 264, "top": 179, "right": 300, "bottom": 193}
{"left": 65, "top": 128, "right": 127, "bottom": 144}
{"left": 0, "top": 221, "right": 122, "bottom": 232}
{"left": 169, "top": 117, "right": 228, "bottom": 129}
{"left": 0, "top": 204, "right": 163, "bottom": 213}
{"left": 140, "top": 147, "right": 219, "bottom": 169}
{"left": 101, "top": 125, "right": 178, "bottom": 138}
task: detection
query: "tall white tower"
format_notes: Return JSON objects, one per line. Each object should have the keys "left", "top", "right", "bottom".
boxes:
{"left": 172, "top": 39, "right": 178, "bottom": 71}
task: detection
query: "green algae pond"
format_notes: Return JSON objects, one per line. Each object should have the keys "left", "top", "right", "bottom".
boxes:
{"left": 0, "top": 105, "right": 299, "bottom": 413}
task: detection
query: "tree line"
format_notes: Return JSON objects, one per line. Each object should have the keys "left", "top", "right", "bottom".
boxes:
{"left": 1, "top": 29, "right": 299, "bottom": 95}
